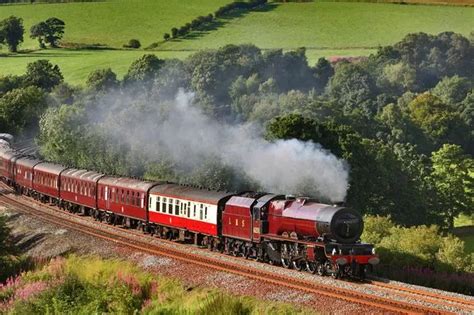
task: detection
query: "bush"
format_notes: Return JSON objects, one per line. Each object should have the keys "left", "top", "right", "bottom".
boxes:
{"left": 163, "top": 33, "right": 170, "bottom": 41}
{"left": 362, "top": 215, "right": 474, "bottom": 294}
{"left": 123, "top": 39, "right": 141, "bottom": 49}
{"left": 3, "top": 256, "right": 312, "bottom": 314}
{"left": 171, "top": 27, "right": 178, "bottom": 38}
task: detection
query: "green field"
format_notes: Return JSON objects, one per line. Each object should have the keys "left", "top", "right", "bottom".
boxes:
{"left": 0, "top": 1, "right": 473, "bottom": 84}
{"left": 0, "top": 49, "right": 191, "bottom": 84}
{"left": 0, "top": 0, "right": 231, "bottom": 49}
{"left": 158, "top": 2, "right": 474, "bottom": 57}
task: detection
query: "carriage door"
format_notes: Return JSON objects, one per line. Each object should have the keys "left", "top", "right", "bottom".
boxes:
{"left": 252, "top": 206, "right": 261, "bottom": 241}
{"left": 105, "top": 186, "right": 110, "bottom": 210}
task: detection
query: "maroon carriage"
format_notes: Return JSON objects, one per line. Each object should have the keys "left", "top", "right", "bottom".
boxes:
{"left": 33, "top": 162, "right": 68, "bottom": 202}
{"left": 148, "top": 184, "right": 233, "bottom": 237}
{"left": 0, "top": 146, "right": 21, "bottom": 184}
{"left": 96, "top": 176, "right": 158, "bottom": 226}
{"left": 60, "top": 169, "right": 104, "bottom": 213}
{"left": 13, "top": 156, "right": 42, "bottom": 194}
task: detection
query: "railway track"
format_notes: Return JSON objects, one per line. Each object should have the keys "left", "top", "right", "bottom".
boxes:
{"left": 368, "top": 279, "right": 474, "bottom": 312}
{"left": 0, "top": 185, "right": 470, "bottom": 314}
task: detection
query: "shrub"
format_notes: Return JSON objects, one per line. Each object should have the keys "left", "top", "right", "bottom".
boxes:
{"left": 171, "top": 27, "right": 178, "bottom": 38}
{"left": 163, "top": 33, "right": 170, "bottom": 41}
{"left": 124, "top": 39, "right": 141, "bottom": 49}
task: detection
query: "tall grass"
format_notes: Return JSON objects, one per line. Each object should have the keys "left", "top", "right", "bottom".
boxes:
{"left": 1, "top": 256, "right": 315, "bottom": 314}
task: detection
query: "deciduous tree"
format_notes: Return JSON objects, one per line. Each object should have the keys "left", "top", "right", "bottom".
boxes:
{"left": 0, "top": 16, "right": 24, "bottom": 52}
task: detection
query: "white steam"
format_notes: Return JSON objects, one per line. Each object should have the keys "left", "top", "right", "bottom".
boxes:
{"left": 146, "top": 90, "right": 349, "bottom": 202}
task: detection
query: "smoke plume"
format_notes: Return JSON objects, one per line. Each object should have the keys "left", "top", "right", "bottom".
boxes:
{"left": 100, "top": 90, "right": 349, "bottom": 202}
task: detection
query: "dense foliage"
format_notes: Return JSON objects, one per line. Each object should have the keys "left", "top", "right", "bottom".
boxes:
{"left": 1, "top": 32, "right": 473, "bottom": 230}
{"left": 362, "top": 215, "right": 474, "bottom": 294}
{"left": 0, "top": 33, "right": 474, "bottom": 227}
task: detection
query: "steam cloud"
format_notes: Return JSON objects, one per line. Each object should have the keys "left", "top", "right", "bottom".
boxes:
{"left": 98, "top": 90, "right": 349, "bottom": 202}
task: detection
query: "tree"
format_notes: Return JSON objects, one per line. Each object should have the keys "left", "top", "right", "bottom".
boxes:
{"left": 0, "top": 75, "right": 23, "bottom": 96}
{"left": 0, "top": 16, "right": 24, "bottom": 52}
{"left": 123, "top": 54, "right": 164, "bottom": 87}
{"left": 43, "top": 17, "right": 65, "bottom": 47}
{"left": 86, "top": 68, "right": 119, "bottom": 92}
{"left": 328, "top": 62, "right": 378, "bottom": 117}
{"left": 29, "top": 17, "right": 65, "bottom": 48}
{"left": 0, "top": 86, "right": 47, "bottom": 135}
{"left": 430, "top": 144, "right": 473, "bottom": 229}
{"left": 30, "top": 21, "right": 48, "bottom": 48}
{"left": 313, "top": 57, "right": 334, "bottom": 92}
{"left": 431, "top": 75, "right": 472, "bottom": 107}
{"left": 171, "top": 27, "right": 178, "bottom": 38}
{"left": 163, "top": 33, "right": 170, "bottom": 41}
{"left": 124, "top": 39, "right": 140, "bottom": 49}
{"left": 23, "top": 60, "right": 64, "bottom": 91}
{"left": 408, "top": 93, "right": 461, "bottom": 144}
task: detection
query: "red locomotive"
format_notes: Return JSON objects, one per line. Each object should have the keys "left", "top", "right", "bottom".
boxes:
{"left": 0, "top": 138, "right": 378, "bottom": 279}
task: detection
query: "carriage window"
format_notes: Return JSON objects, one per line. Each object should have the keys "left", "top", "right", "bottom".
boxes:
{"left": 175, "top": 200, "right": 180, "bottom": 215}
{"left": 200, "top": 204, "right": 203, "bottom": 220}
{"left": 155, "top": 196, "right": 160, "bottom": 212}
{"left": 204, "top": 207, "right": 208, "bottom": 220}
{"left": 193, "top": 205, "right": 196, "bottom": 217}
{"left": 187, "top": 202, "right": 191, "bottom": 218}
{"left": 168, "top": 198, "right": 173, "bottom": 214}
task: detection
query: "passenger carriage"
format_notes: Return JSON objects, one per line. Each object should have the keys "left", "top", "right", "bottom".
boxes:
{"left": 60, "top": 168, "right": 104, "bottom": 214}
{"left": 32, "top": 162, "right": 68, "bottom": 204}
{"left": 147, "top": 184, "right": 233, "bottom": 244}
{"left": 13, "top": 156, "right": 41, "bottom": 195}
{"left": 96, "top": 176, "right": 158, "bottom": 227}
{"left": 0, "top": 148, "right": 21, "bottom": 185}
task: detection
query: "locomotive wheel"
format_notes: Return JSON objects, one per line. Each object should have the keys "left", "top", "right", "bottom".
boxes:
{"left": 292, "top": 260, "right": 303, "bottom": 271}
{"left": 306, "top": 261, "right": 317, "bottom": 274}
{"left": 317, "top": 263, "right": 326, "bottom": 276}
{"left": 332, "top": 265, "right": 340, "bottom": 279}
{"left": 281, "top": 258, "right": 291, "bottom": 269}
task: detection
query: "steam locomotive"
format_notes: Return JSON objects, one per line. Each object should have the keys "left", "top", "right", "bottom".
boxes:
{"left": 0, "top": 136, "right": 378, "bottom": 279}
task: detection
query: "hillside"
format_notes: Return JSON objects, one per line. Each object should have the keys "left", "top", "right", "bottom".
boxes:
{"left": 0, "top": 0, "right": 231, "bottom": 49}
{"left": 0, "top": 0, "right": 473, "bottom": 84}
{"left": 157, "top": 2, "right": 474, "bottom": 61}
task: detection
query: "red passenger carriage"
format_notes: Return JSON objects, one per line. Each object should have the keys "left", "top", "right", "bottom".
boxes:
{"left": 13, "top": 156, "right": 41, "bottom": 194}
{"left": 0, "top": 148, "right": 20, "bottom": 184}
{"left": 96, "top": 176, "right": 157, "bottom": 226}
{"left": 33, "top": 162, "right": 67, "bottom": 202}
{"left": 60, "top": 169, "right": 104, "bottom": 214}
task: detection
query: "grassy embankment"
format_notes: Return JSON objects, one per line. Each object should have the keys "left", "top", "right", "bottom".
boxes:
{"left": 0, "top": 256, "right": 314, "bottom": 314}
{"left": 0, "top": 1, "right": 473, "bottom": 84}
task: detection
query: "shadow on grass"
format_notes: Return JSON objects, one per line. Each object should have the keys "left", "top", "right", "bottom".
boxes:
{"left": 0, "top": 48, "right": 122, "bottom": 58}
{"left": 157, "top": 3, "right": 278, "bottom": 46}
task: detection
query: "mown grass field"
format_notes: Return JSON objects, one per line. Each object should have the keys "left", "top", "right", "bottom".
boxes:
{"left": 0, "top": 1, "right": 473, "bottom": 84}
{"left": 0, "top": 49, "right": 191, "bottom": 84}
{"left": 159, "top": 2, "right": 474, "bottom": 58}
{"left": 0, "top": 0, "right": 231, "bottom": 49}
